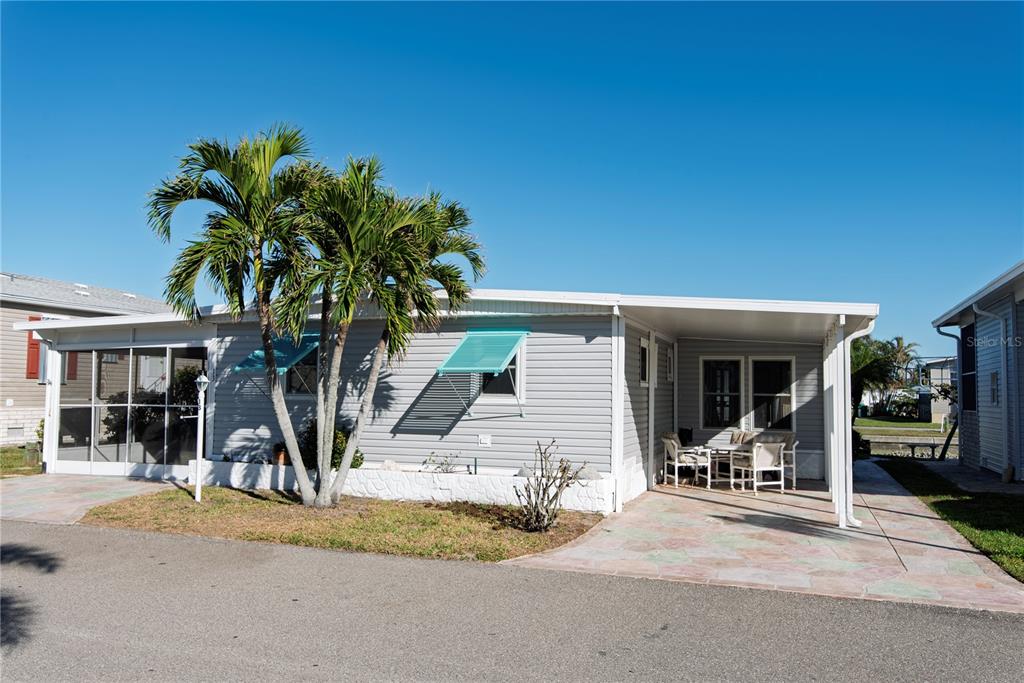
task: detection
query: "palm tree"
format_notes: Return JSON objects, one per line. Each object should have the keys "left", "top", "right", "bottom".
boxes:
{"left": 324, "top": 186, "right": 484, "bottom": 503}
{"left": 147, "top": 125, "right": 321, "bottom": 505}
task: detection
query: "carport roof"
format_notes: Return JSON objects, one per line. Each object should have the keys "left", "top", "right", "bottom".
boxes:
{"left": 17, "top": 288, "right": 877, "bottom": 345}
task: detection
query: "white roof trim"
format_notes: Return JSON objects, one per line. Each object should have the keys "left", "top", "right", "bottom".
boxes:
{"left": 459, "top": 288, "right": 878, "bottom": 317}
{"left": 931, "top": 260, "right": 1024, "bottom": 328}
{"left": 16, "top": 288, "right": 878, "bottom": 333}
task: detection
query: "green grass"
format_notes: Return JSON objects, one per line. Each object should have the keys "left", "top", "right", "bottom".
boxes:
{"left": 876, "top": 458, "right": 1024, "bottom": 582}
{"left": 0, "top": 445, "right": 42, "bottom": 478}
{"left": 855, "top": 417, "right": 942, "bottom": 430}
{"left": 82, "top": 485, "right": 601, "bottom": 562}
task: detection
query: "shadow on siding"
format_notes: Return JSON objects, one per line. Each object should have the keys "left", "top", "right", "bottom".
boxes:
{"left": 391, "top": 374, "right": 471, "bottom": 435}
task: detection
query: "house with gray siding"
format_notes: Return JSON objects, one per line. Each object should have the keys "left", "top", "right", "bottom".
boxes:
{"left": 0, "top": 272, "right": 169, "bottom": 445}
{"left": 19, "top": 289, "right": 877, "bottom": 526}
{"left": 933, "top": 261, "right": 1024, "bottom": 482}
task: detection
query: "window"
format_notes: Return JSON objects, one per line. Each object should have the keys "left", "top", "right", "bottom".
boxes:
{"left": 751, "top": 358, "right": 794, "bottom": 431}
{"left": 961, "top": 323, "right": 977, "bottom": 411}
{"left": 481, "top": 353, "right": 518, "bottom": 396}
{"left": 701, "top": 359, "right": 742, "bottom": 429}
{"left": 286, "top": 350, "right": 316, "bottom": 395}
{"left": 639, "top": 337, "right": 650, "bottom": 386}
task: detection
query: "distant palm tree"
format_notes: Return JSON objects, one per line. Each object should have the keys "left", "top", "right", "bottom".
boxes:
{"left": 147, "top": 125, "right": 322, "bottom": 504}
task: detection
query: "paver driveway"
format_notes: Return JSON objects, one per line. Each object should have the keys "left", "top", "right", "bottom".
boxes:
{"left": 508, "top": 460, "right": 1024, "bottom": 613}
{"left": 0, "top": 475, "right": 166, "bottom": 524}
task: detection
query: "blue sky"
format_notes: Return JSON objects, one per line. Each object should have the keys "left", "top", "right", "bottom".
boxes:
{"left": 2, "top": 2, "right": 1021, "bottom": 357}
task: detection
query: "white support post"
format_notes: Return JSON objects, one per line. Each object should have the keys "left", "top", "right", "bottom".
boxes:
{"left": 647, "top": 330, "right": 656, "bottom": 490}
{"left": 43, "top": 344, "right": 62, "bottom": 472}
{"left": 610, "top": 314, "right": 625, "bottom": 512}
{"left": 672, "top": 340, "right": 679, "bottom": 434}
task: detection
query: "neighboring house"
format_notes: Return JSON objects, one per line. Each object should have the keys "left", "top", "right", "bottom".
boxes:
{"left": 18, "top": 289, "right": 877, "bottom": 526}
{"left": 0, "top": 273, "right": 169, "bottom": 445}
{"left": 920, "top": 356, "right": 957, "bottom": 423}
{"left": 932, "top": 260, "right": 1024, "bottom": 481}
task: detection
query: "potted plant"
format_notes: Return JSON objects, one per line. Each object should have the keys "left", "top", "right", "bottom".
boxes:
{"left": 272, "top": 441, "right": 289, "bottom": 466}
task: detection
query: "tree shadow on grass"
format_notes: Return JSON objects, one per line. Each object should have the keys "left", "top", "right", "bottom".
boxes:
{"left": 424, "top": 501, "right": 523, "bottom": 530}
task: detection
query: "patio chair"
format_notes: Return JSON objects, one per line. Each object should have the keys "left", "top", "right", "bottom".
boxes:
{"left": 730, "top": 441, "right": 785, "bottom": 495}
{"left": 661, "top": 434, "right": 712, "bottom": 489}
{"left": 751, "top": 433, "right": 800, "bottom": 491}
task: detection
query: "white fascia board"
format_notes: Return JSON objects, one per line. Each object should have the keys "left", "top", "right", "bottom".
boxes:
{"left": 462, "top": 288, "right": 878, "bottom": 318}
{"left": 931, "top": 260, "right": 1024, "bottom": 328}
{"left": 14, "top": 304, "right": 232, "bottom": 331}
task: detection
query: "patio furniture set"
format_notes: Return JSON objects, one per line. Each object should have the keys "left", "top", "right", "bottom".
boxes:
{"left": 661, "top": 431, "right": 798, "bottom": 495}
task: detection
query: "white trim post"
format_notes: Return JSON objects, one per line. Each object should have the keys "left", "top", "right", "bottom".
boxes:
{"left": 611, "top": 313, "right": 625, "bottom": 512}
{"left": 647, "top": 330, "right": 656, "bottom": 489}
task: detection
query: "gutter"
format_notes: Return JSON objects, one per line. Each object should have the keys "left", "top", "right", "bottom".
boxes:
{"left": 972, "top": 303, "right": 1010, "bottom": 476}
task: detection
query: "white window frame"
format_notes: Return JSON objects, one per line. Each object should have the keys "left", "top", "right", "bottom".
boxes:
{"left": 639, "top": 337, "right": 651, "bottom": 388}
{"left": 665, "top": 347, "right": 674, "bottom": 384}
{"left": 476, "top": 343, "right": 526, "bottom": 406}
{"left": 747, "top": 356, "right": 797, "bottom": 433}
{"left": 698, "top": 356, "right": 745, "bottom": 431}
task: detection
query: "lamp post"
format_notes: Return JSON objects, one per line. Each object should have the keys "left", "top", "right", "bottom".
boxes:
{"left": 194, "top": 373, "right": 210, "bottom": 503}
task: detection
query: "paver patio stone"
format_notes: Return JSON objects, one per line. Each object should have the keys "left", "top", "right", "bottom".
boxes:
{"left": 506, "top": 460, "right": 1024, "bottom": 613}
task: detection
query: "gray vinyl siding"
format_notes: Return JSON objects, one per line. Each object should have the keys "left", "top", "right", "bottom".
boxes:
{"left": 1017, "top": 300, "right": 1024, "bottom": 479}
{"left": 212, "top": 315, "right": 614, "bottom": 472}
{"left": 653, "top": 338, "right": 675, "bottom": 481}
{"left": 0, "top": 302, "right": 114, "bottom": 444}
{"left": 622, "top": 325, "right": 647, "bottom": 484}
{"left": 676, "top": 338, "right": 826, "bottom": 479}
{"left": 975, "top": 297, "right": 1013, "bottom": 473}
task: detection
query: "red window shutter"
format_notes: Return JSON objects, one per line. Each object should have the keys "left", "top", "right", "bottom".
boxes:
{"left": 67, "top": 351, "right": 78, "bottom": 381}
{"left": 25, "top": 316, "right": 41, "bottom": 379}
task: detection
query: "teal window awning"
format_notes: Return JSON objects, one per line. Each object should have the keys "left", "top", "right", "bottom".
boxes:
{"left": 232, "top": 333, "right": 319, "bottom": 375}
{"left": 436, "top": 330, "right": 528, "bottom": 376}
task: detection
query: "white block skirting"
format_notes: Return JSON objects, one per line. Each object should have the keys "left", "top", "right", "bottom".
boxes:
{"left": 188, "top": 460, "right": 615, "bottom": 514}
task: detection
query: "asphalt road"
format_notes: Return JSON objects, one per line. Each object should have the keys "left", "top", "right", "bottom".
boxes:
{"left": 2, "top": 521, "right": 1022, "bottom": 682}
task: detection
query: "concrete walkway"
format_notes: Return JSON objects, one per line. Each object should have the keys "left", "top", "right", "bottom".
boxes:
{"left": 920, "top": 459, "right": 1023, "bottom": 494}
{"left": 508, "top": 461, "right": 1024, "bottom": 613}
{"left": 0, "top": 475, "right": 167, "bottom": 524}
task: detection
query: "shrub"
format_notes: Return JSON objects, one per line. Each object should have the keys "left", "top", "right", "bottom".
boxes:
{"left": 890, "top": 394, "right": 918, "bottom": 419}
{"left": 514, "top": 440, "right": 585, "bottom": 532}
{"left": 296, "top": 419, "right": 363, "bottom": 471}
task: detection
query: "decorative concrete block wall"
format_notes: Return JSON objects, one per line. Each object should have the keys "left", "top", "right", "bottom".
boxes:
{"left": 189, "top": 460, "right": 615, "bottom": 514}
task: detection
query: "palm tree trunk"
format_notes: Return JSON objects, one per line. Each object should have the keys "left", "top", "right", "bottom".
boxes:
{"left": 329, "top": 329, "right": 388, "bottom": 503}
{"left": 319, "top": 320, "right": 349, "bottom": 485}
{"left": 257, "top": 304, "right": 316, "bottom": 505}
{"left": 312, "top": 289, "right": 333, "bottom": 507}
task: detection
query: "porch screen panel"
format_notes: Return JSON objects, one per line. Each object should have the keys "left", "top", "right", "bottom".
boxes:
{"left": 96, "top": 349, "right": 131, "bottom": 404}
{"left": 166, "top": 408, "right": 198, "bottom": 465}
{"left": 751, "top": 360, "right": 793, "bottom": 430}
{"left": 94, "top": 407, "right": 128, "bottom": 462}
{"left": 57, "top": 351, "right": 94, "bottom": 461}
{"left": 702, "top": 360, "right": 742, "bottom": 429}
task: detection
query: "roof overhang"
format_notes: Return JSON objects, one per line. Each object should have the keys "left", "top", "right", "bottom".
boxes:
{"left": 932, "top": 260, "right": 1024, "bottom": 328}
{"left": 16, "top": 288, "right": 877, "bottom": 346}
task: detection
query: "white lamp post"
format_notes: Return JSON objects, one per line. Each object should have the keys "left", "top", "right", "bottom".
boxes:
{"left": 193, "top": 373, "right": 210, "bottom": 503}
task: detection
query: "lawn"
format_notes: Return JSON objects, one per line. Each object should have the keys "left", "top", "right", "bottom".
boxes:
{"left": 0, "top": 445, "right": 42, "bottom": 478}
{"left": 876, "top": 458, "right": 1024, "bottom": 582}
{"left": 81, "top": 485, "right": 601, "bottom": 562}
{"left": 855, "top": 417, "right": 943, "bottom": 430}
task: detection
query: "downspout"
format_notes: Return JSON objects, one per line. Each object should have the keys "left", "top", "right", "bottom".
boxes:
{"left": 972, "top": 303, "right": 1010, "bottom": 476}
{"left": 842, "top": 317, "right": 876, "bottom": 528}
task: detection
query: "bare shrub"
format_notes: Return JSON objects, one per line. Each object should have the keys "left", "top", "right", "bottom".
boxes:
{"left": 514, "top": 440, "right": 585, "bottom": 532}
